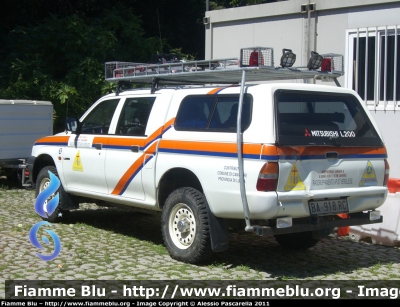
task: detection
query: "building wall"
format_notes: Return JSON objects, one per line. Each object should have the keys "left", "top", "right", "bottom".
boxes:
{"left": 205, "top": 0, "right": 400, "bottom": 178}
{"left": 206, "top": 0, "right": 400, "bottom": 60}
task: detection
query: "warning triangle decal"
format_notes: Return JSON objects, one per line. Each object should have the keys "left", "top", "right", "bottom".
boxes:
{"left": 72, "top": 150, "right": 84, "bottom": 172}
{"left": 359, "top": 161, "right": 377, "bottom": 186}
{"left": 284, "top": 163, "right": 306, "bottom": 191}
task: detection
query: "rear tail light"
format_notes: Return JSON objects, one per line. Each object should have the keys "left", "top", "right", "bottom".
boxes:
{"left": 256, "top": 162, "right": 278, "bottom": 192}
{"left": 383, "top": 159, "right": 390, "bottom": 186}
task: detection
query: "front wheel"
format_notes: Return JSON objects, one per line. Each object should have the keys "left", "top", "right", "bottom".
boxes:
{"left": 161, "top": 187, "right": 212, "bottom": 264}
{"left": 35, "top": 166, "right": 68, "bottom": 223}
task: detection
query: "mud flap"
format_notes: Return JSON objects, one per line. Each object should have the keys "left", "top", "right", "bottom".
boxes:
{"left": 206, "top": 206, "right": 230, "bottom": 252}
{"left": 59, "top": 189, "right": 80, "bottom": 210}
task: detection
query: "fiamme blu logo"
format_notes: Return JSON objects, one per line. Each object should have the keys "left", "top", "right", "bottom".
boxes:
{"left": 29, "top": 171, "right": 62, "bottom": 261}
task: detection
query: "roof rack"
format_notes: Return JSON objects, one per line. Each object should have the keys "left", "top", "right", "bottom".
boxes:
{"left": 105, "top": 47, "right": 344, "bottom": 93}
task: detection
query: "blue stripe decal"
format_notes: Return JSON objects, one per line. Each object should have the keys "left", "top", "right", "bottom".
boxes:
{"left": 261, "top": 154, "right": 279, "bottom": 161}
{"left": 158, "top": 149, "right": 386, "bottom": 161}
{"left": 144, "top": 124, "right": 173, "bottom": 150}
{"left": 35, "top": 139, "right": 386, "bottom": 161}
{"left": 159, "top": 148, "right": 234, "bottom": 157}
{"left": 119, "top": 165, "right": 143, "bottom": 195}
{"left": 119, "top": 155, "right": 154, "bottom": 195}
{"left": 102, "top": 145, "right": 145, "bottom": 151}
{"left": 159, "top": 148, "right": 277, "bottom": 160}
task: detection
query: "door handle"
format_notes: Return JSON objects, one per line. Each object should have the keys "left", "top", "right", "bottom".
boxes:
{"left": 94, "top": 143, "right": 103, "bottom": 150}
{"left": 131, "top": 145, "right": 139, "bottom": 153}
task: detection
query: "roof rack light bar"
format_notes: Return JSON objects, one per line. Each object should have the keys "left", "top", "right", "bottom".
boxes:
{"left": 105, "top": 47, "right": 344, "bottom": 86}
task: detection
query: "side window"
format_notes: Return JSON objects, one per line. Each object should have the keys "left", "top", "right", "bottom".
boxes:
{"left": 175, "top": 95, "right": 252, "bottom": 132}
{"left": 116, "top": 97, "right": 156, "bottom": 136}
{"left": 217, "top": 96, "right": 252, "bottom": 131}
{"left": 175, "top": 96, "right": 214, "bottom": 129}
{"left": 81, "top": 99, "right": 120, "bottom": 134}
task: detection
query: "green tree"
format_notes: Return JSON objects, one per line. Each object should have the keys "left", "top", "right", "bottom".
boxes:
{"left": 0, "top": 0, "right": 283, "bottom": 134}
{"left": 0, "top": 6, "right": 160, "bottom": 132}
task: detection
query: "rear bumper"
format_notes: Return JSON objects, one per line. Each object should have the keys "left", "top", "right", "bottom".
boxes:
{"left": 253, "top": 211, "right": 382, "bottom": 236}
{"left": 275, "top": 186, "right": 388, "bottom": 218}
{"left": 0, "top": 159, "right": 24, "bottom": 168}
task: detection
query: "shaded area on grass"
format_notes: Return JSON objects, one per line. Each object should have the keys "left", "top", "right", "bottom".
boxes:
{"left": 56, "top": 205, "right": 400, "bottom": 279}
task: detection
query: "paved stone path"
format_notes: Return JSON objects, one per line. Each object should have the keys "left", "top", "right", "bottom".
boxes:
{"left": 1, "top": 186, "right": 400, "bottom": 299}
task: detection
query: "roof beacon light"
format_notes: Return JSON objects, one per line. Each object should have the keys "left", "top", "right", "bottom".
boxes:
{"left": 280, "top": 49, "right": 296, "bottom": 68}
{"left": 307, "top": 51, "right": 323, "bottom": 70}
{"left": 249, "top": 51, "right": 264, "bottom": 67}
{"left": 321, "top": 58, "right": 332, "bottom": 72}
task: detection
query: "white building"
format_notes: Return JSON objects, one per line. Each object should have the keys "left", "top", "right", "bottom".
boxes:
{"left": 205, "top": 0, "right": 400, "bottom": 180}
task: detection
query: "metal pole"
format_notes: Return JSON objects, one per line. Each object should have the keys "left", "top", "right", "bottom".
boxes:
{"left": 307, "top": 0, "right": 311, "bottom": 58}
{"left": 395, "top": 26, "right": 398, "bottom": 109}
{"left": 374, "top": 27, "right": 379, "bottom": 109}
{"left": 364, "top": 28, "right": 369, "bottom": 104}
{"left": 237, "top": 70, "right": 252, "bottom": 231}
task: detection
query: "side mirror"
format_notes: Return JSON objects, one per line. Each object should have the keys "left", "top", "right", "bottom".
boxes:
{"left": 65, "top": 117, "right": 80, "bottom": 133}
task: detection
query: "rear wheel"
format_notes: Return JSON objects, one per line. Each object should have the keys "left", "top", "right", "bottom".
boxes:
{"left": 274, "top": 231, "right": 320, "bottom": 250}
{"left": 161, "top": 187, "right": 212, "bottom": 263}
{"left": 35, "top": 166, "right": 68, "bottom": 223}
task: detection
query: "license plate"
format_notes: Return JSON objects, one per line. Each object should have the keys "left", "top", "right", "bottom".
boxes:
{"left": 308, "top": 198, "right": 349, "bottom": 216}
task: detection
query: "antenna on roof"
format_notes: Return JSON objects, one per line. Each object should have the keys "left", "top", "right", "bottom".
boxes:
{"left": 157, "top": 8, "right": 163, "bottom": 53}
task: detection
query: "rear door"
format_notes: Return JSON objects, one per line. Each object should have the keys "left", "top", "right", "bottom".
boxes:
{"left": 105, "top": 96, "right": 156, "bottom": 200}
{"left": 274, "top": 89, "right": 387, "bottom": 216}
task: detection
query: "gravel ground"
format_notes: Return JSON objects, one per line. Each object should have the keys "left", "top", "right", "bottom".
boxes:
{"left": 1, "top": 180, "right": 400, "bottom": 299}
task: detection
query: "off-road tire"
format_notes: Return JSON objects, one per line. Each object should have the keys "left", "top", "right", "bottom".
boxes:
{"left": 35, "top": 166, "right": 68, "bottom": 223}
{"left": 161, "top": 187, "right": 212, "bottom": 264}
{"left": 274, "top": 231, "right": 320, "bottom": 250}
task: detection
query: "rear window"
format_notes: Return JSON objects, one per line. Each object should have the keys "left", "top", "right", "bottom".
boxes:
{"left": 275, "top": 90, "right": 383, "bottom": 147}
{"left": 175, "top": 94, "right": 252, "bottom": 132}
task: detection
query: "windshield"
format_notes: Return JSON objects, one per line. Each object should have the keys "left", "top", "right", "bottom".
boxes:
{"left": 275, "top": 90, "right": 383, "bottom": 147}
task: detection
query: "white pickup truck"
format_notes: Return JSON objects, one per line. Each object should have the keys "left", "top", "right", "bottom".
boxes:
{"left": 27, "top": 47, "right": 389, "bottom": 263}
